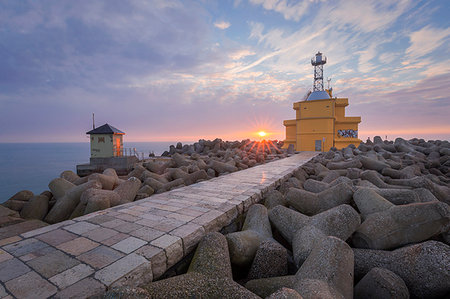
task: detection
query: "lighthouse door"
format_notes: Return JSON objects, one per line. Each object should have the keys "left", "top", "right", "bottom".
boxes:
{"left": 315, "top": 140, "right": 322, "bottom": 151}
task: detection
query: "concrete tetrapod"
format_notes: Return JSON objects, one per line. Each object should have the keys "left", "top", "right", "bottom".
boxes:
{"left": 353, "top": 188, "right": 394, "bottom": 220}
{"left": 141, "top": 232, "right": 260, "bottom": 299}
{"left": 294, "top": 236, "right": 354, "bottom": 299}
{"left": 354, "top": 241, "right": 450, "bottom": 298}
{"left": 353, "top": 201, "right": 450, "bottom": 250}
{"left": 226, "top": 204, "right": 273, "bottom": 267}
{"left": 354, "top": 267, "right": 409, "bottom": 299}
{"left": 286, "top": 182, "right": 354, "bottom": 215}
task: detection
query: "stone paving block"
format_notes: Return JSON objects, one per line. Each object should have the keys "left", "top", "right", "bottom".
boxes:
{"left": 111, "top": 236, "right": 147, "bottom": 254}
{"left": 20, "top": 220, "right": 75, "bottom": 238}
{"left": 0, "top": 249, "right": 13, "bottom": 263}
{"left": 57, "top": 237, "right": 100, "bottom": 256}
{"left": 170, "top": 223, "right": 206, "bottom": 255}
{"left": 5, "top": 271, "right": 57, "bottom": 298}
{"left": 0, "top": 236, "right": 22, "bottom": 247}
{"left": 140, "top": 213, "right": 166, "bottom": 222}
{"left": 121, "top": 209, "right": 144, "bottom": 217}
{"left": 3, "top": 238, "right": 49, "bottom": 257}
{"left": 53, "top": 277, "right": 106, "bottom": 299}
{"left": 152, "top": 218, "right": 185, "bottom": 232}
{"left": 63, "top": 221, "right": 100, "bottom": 235}
{"left": 86, "top": 214, "right": 116, "bottom": 225}
{"left": 136, "top": 218, "right": 159, "bottom": 228}
{"left": 101, "top": 232, "right": 129, "bottom": 246}
{"left": 100, "top": 219, "right": 127, "bottom": 229}
{"left": 0, "top": 220, "right": 48, "bottom": 240}
{"left": 49, "top": 263, "right": 94, "bottom": 289}
{"left": 74, "top": 210, "right": 109, "bottom": 221}
{"left": 114, "top": 222, "right": 143, "bottom": 234}
{"left": 192, "top": 209, "right": 228, "bottom": 233}
{"left": 115, "top": 213, "right": 140, "bottom": 222}
{"left": 78, "top": 245, "right": 124, "bottom": 269}
{"left": 166, "top": 212, "right": 196, "bottom": 222}
{"left": 19, "top": 245, "right": 57, "bottom": 262}
{"left": 36, "top": 228, "right": 78, "bottom": 246}
{"left": 135, "top": 245, "right": 167, "bottom": 280}
{"left": 0, "top": 284, "right": 7, "bottom": 297}
{"left": 150, "top": 234, "right": 183, "bottom": 268}
{"left": 27, "top": 250, "right": 79, "bottom": 278}
{"left": 130, "top": 227, "right": 165, "bottom": 242}
{"left": 94, "top": 253, "right": 148, "bottom": 286}
{"left": 0, "top": 258, "right": 30, "bottom": 282}
{"left": 176, "top": 208, "right": 206, "bottom": 217}
{"left": 82, "top": 227, "right": 119, "bottom": 242}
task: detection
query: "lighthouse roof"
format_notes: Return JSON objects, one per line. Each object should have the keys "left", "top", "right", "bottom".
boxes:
{"left": 306, "top": 90, "right": 331, "bottom": 101}
{"left": 86, "top": 123, "right": 125, "bottom": 135}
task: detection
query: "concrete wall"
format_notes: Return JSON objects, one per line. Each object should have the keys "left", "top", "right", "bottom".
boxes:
{"left": 90, "top": 134, "right": 123, "bottom": 158}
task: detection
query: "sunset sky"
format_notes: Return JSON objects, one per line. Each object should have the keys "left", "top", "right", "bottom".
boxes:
{"left": 1, "top": 0, "right": 449, "bottom": 143}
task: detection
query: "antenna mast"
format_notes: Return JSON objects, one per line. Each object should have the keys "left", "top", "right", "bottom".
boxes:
{"left": 311, "top": 52, "right": 327, "bottom": 91}
{"left": 92, "top": 113, "right": 95, "bottom": 130}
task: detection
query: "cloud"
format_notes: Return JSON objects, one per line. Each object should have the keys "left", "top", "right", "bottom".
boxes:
{"left": 405, "top": 26, "right": 450, "bottom": 61}
{"left": 214, "top": 21, "right": 231, "bottom": 30}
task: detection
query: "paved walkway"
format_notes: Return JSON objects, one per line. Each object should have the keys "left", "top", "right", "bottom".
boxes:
{"left": 0, "top": 152, "right": 318, "bottom": 298}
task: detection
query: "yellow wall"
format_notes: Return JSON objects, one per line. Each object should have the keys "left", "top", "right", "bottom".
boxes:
{"left": 283, "top": 96, "right": 361, "bottom": 151}
{"left": 90, "top": 134, "right": 123, "bottom": 158}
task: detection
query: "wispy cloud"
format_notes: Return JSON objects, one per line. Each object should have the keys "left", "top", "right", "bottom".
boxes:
{"left": 214, "top": 21, "right": 231, "bottom": 30}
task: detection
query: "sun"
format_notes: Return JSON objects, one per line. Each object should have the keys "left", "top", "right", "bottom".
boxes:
{"left": 258, "top": 131, "right": 267, "bottom": 137}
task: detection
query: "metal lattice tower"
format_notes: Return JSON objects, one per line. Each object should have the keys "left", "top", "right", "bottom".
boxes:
{"left": 311, "top": 52, "right": 327, "bottom": 91}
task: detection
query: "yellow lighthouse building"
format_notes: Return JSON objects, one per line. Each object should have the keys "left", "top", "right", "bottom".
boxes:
{"left": 283, "top": 52, "right": 361, "bottom": 151}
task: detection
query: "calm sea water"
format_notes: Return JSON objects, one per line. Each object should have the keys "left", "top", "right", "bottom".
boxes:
{"left": 0, "top": 142, "right": 184, "bottom": 203}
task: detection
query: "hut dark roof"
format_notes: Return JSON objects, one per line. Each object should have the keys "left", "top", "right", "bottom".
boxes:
{"left": 86, "top": 123, "right": 125, "bottom": 135}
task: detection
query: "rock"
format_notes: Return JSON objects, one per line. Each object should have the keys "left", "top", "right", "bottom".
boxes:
{"left": 263, "top": 190, "right": 287, "bottom": 209}
{"left": 183, "top": 170, "right": 208, "bottom": 185}
{"left": 143, "top": 232, "right": 259, "bottom": 299}
{"left": 156, "top": 178, "right": 185, "bottom": 193}
{"left": 88, "top": 173, "right": 117, "bottom": 190}
{"left": 353, "top": 201, "right": 450, "bottom": 250}
{"left": 3, "top": 199, "right": 27, "bottom": 212}
{"left": 209, "top": 160, "right": 238, "bottom": 174}
{"left": 286, "top": 183, "right": 353, "bottom": 215}
{"left": 294, "top": 236, "right": 354, "bottom": 299}
{"left": 226, "top": 204, "right": 273, "bottom": 266}
{"left": 302, "top": 179, "right": 328, "bottom": 193}
{"left": 359, "top": 155, "right": 390, "bottom": 172}
{"left": 354, "top": 267, "right": 409, "bottom": 299}
{"left": 143, "top": 177, "right": 164, "bottom": 192}
{"left": 138, "top": 185, "right": 154, "bottom": 197}
{"left": 326, "top": 159, "right": 362, "bottom": 170}
{"left": 172, "top": 153, "right": 190, "bottom": 167}
{"left": 266, "top": 288, "right": 303, "bottom": 299}
{"left": 84, "top": 192, "right": 113, "bottom": 214}
{"left": 20, "top": 195, "right": 49, "bottom": 220}
{"left": 245, "top": 276, "right": 297, "bottom": 298}
{"left": 60, "top": 170, "right": 80, "bottom": 184}
{"left": 48, "top": 178, "right": 75, "bottom": 199}
{"left": 114, "top": 177, "right": 141, "bottom": 205}
{"left": 247, "top": 240, "right": 288, "bottom": 280}
{"left": 127, "top": 164, "right": 146, "bottom": 180}
{"left": 7, "top": 190, "right": 34, "bottom": 201}
{"left": 78, "top": 188, "right": 119, "bottom": 215}
{"left": 353, "top": 188, "right": 394, "bottom": 220}
{"left": 0, "top": 219, "right": 48, "bottom": 240}
{"left": 385, "top": 176, "right": 450, "bottom": 203}
{"left": 44, "top": 180, "right": 102, "bottom": 224}
{"left": 360, "top": 170, "right": 407, "bottom": 189}
{"left": 268, "top": 206, "right": 309, "bottom": 243}
{"left": 354, "top": 240, "right": 450, "bottom": 298}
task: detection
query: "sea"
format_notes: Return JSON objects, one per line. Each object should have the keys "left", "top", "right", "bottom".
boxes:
{"left": 0, "top": 142, "right": 186, "bottom": 203}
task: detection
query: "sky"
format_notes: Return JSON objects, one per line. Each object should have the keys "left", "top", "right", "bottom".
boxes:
{"left": 0, "top": 0, "right": 449, "bottom": 143}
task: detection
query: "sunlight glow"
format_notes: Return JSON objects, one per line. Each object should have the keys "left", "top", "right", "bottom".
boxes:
{"left": 258, "top": 131, "right": 267, "bottom": 137}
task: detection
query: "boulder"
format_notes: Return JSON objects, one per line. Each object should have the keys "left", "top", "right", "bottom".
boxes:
{"left": 226, "top": 204, "right": 273, "bottom": 266}
{"left": 326, "top": 159, "right": 362, "bottom": 170}
{"left": 138, "top": 185, "right": 154, "bottom": 197}
{"left": 263, "top": 190, "right": 287, "bottom": 209}
{"left": 353, "top": 188, "right": 394, "bottom": 220}
{"left": 209, "top": 160, "right": 238, "bottom": 174}
{"left": 48, "top": 178, "right": 75, "bottom": 199}
{"left": 353, "top": 201, "right": 450, "bottom": 250}
{"left": 354, "top": 241, "right": 450, "bottom": 298}
{"left": 7, "top": 190, "right": 34, "bottom": 201}
{"left": 245, "top": 276, "right": 296, "bottom": 298}
{"left": 359, "top": 155, "right": 390, "bottom": 172}
{"left": 20, "top": 195, "right": 49, "bottom": 220}
{"left": 88, "top": 173, "right": 117, "bottom": 190}
{"left": 247, "top": 240, "right": 288, "bottom": 280}
{"left": 266, "top": 288, "right": 303, "bottom": 299}
{"left": 354, "top": 267, "right": 409, "bottom": 299}
{"left": 60, "top": 170, "right": 80, "bottom": 184}
{"left": 114, "top": 177, "right": 141, "bottom": 205}
{"left": 294, "top": 236, "right": 354, "bottom": 299}
{"left": 83, "top": 190, "right": 115, "bottom": 214}
{"left": 286, "top": 183, "right": 353, "bottom": 215}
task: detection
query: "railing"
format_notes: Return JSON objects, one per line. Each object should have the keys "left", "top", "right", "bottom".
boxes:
{"left": 113, "top": 146, "right": 145, "bottom": 160}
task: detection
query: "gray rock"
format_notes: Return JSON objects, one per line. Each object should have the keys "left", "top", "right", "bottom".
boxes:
{"left": 353, "top": 188, "right": 394, "bottom": 220}
{"left": 360, "top": 170, "right": 408, "bottom": 189}
{"left": 245, "top": 276, "right": 296, "bottom": 298}
{"left": 48, "top": 178, "right": 75, "bottom": 199}
{"left": 354, "top": 267, "right": 409, "bottom": 299}
{"left": 7, "top": 190, "right": 34, "bottom": 201}
{"left": 60, "top": 170, "right": 80, "bottom": 184}
{"left": 127, "top": 164, "right": 146, "bottom": 180}
{"left": 247, "top": 240, "right": 288, "bottom": 280}
{"left": 209, "top": 160, "right": 238, "bottom": 174}
{"left": 263, "top": 190, "right": 287, "bottom": 209}
{"left": 138, "top": 185, "right": 154, "bottom": 197}
{"left": 114, "top": 177, "right": 141, "bottom": 204}
{"left": 353, "top": 201, "right": 450, "bottom": 250}
{"left": 226, "top": 204, "right": 273, "bottom": 266}
{"left": 20, "top": 195, "right": 49, "bottom": 220}
{"left": 294, "top": 236, "right": 354, "bottom": 299}
{"left": 359, "top": 155, "right": 390, "bottom": 172}
{"left": 88, "top": 173, "right": 117, "bottom": 190}
{"left": 266, "top": 288, "right": 303, "bottom": 299}
{"left": 354, "top": 241, "right": 450, "bottom": 298}
{"left": 326, "top": 159, "right": 362, "bottom": 170}
{"left": 286, "top": 183, "right": 353, "bottom": 215}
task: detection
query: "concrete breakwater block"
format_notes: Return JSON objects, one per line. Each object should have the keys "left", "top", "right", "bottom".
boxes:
{"left": 354, "top": 267, "right": 409, "bottom": 299}
{"left": 226, "top": 204, "right": 273, "bottom": 267}
{"left": 353, "top": 201, "right": 450, "bottom": 250}
{"left": 354, "top": 241, "right": 450, "bottom": 298}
